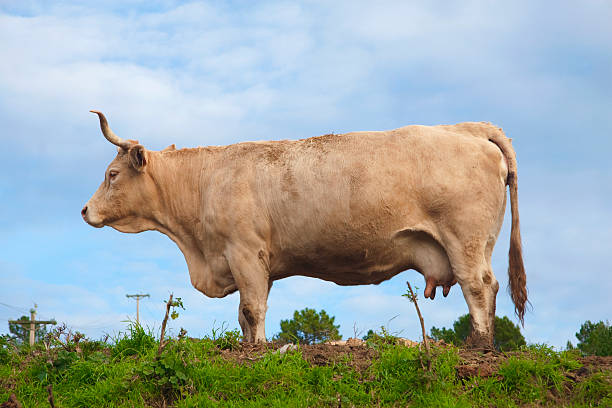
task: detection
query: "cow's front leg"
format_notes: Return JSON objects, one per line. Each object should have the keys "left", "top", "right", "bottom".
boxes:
{"left": 225, "top": 245, "right": 271, "bottom": 343}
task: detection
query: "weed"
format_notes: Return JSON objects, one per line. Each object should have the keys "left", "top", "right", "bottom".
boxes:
{"left": 112, "top": 323, "right": 157, "bottom": 358}
{"left": 79, "top": 339, "right": 107, "bottom": 360}
{"left": 134, "top": 343, "right": 190, "bottom": 398}
{"left": 213, "top": 328, "right": 242, "bottom": 351}
{"left": 573, "top": 371, "right": 612, "bottom": 406}
{"left": 0, "top": 335, "right": 14, "bottom": 364}
{"left": 364, "top": 326, "right": 400, "bottom": 348}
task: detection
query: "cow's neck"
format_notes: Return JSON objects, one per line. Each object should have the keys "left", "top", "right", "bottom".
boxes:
{"left": 148, "top": 148, "right": 227, "bottom": 297}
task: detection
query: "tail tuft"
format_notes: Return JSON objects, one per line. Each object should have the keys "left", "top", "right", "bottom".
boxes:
{"left": 508, "top": 180, "right": 527, "bottom": 325}
{"left": 488, "top": 130, "right": 528, "bottom": 325}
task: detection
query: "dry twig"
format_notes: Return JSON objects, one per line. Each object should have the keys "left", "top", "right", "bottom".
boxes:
{"left": 405, "top": 281, "right": 430, "bottom": 368}
{"left": 47, "top": 385, "right": 55, "bottom": 408}
{"left": 352, "top": 322, "right": 363, "bottom": 340}
{"left": 157, "top": 294, "right": 174, "bottom": 358}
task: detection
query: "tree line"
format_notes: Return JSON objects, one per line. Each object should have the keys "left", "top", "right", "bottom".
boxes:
{"left": 272, "top": 308, "right": 611, "bottom": 356}
{"left": 6, "top": 310, "right": 611, "bottom": 356}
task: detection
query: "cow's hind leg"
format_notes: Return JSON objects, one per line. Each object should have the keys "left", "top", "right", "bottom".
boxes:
{"left": 446, "top": 237, "right": 499, "bottom": 350}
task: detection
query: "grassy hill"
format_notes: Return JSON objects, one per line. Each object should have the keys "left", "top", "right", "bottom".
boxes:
{"left": 1, "top": 326, "right": 611, "bottom": 407}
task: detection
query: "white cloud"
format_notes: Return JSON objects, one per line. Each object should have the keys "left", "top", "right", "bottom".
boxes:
{"left": 2, "top": 0, "right": 609, "bottom": 163}
{"left": 1, "top": 0, "right": 611, "bottom": 349}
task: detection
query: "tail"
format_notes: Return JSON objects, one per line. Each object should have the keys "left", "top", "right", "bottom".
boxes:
{"left": 488, "top": 128, "right": 528, "bottom": 325}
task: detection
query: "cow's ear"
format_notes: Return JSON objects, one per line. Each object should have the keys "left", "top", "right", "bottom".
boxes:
{"left": 128, "top": 144, "right": 147, "bottom": 172}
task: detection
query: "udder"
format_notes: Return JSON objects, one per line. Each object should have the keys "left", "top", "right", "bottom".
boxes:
{"left": 394, "top": 228, "right": 457, "bottom": 300}
{"left": 421, "top": 263, "right": 456, "bottom": 300}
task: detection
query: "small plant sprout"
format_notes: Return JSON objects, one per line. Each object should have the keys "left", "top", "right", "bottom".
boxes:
{"left": 403, "top": 281, "right": 430, "bottom": 363}
{"left": 157, "top": 294, "right": 185, "bottom": 358}
{"left": 178, "top": 328, "right": 188, "bottom": 340}
{"left": 353, "top": 322, "right": 364, "bottom": 340}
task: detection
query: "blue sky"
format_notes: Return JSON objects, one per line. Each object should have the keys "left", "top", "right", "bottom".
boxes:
{"left": 1, "top": 1, "right": 611, "bottom": 347}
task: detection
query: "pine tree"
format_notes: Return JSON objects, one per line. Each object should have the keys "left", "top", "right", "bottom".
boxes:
{"left": 275, "top": 308, "right": 341, "bottom": 344}
{"left": 575, "top": 320, "right": 612, "bottom": 356}
{"left": 430, "top": 314, "right": 526, "bottom": 351}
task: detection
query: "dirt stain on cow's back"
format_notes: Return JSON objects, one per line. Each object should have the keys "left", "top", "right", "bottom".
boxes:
{"left": 260, "top": 145, "right": 285, "bottom": 164}
{"left": 300, "top": 133, "right": 338, "bottom": 153}
{"left": 281, "top": 167, "right": 299, "bottom": 200}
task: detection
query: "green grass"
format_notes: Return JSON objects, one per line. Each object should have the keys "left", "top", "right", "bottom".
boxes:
{"left": 0, "top": 330, "right": 610, "bottom": 407}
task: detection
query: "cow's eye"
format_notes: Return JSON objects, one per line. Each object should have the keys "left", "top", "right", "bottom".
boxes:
{"left": 109, "top": 170, "right": 119, "bottom": 180}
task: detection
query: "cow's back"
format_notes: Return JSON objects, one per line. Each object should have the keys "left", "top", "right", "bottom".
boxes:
{"left": 210, "top": 122, "right": 508, "bottom": 284}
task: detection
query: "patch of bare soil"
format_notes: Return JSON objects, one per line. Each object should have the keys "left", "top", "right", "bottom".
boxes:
{"left": 218, "top": 341, "right": 379, "bottom": 373}
{"left": 300, "top": 344, "right": 379, "bottom": 372}
{"left": 580, "top": 355, "right": 612, "bottom": 372}
{"left": 456, "top": 349, "right": 504, "bottom": 379}
{"left": 456, "top": 350, "right": 612, "bottom": 381}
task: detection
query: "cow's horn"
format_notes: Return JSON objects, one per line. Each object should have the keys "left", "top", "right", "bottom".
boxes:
{"left": 90, "top": 110, "right": 131, "bottom": 150}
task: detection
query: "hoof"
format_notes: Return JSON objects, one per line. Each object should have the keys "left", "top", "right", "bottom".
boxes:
{"left": 465, "top": 332, "right": 494, "bottom": 351}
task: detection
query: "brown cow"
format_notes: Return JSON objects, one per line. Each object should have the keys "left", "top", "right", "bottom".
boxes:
{"left": 82, "top": 111, "right": 527, "bottom": 348}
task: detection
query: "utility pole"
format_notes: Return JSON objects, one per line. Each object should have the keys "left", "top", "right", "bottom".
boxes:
{"left": 126, "top": 293, "right": 150, "bottom": 325}
{"left": 8, "top": 307, "right": 56, "bottom": 346}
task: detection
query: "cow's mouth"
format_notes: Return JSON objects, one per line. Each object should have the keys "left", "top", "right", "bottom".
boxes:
{"left": 83, "top": 216, "right": 104, "bottom": 228}
{"left": 86, "top": 219, "right": 104, "bottom": 228}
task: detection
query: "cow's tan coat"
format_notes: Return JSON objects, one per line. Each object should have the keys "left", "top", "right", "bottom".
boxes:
{"left": 83, "top": 117, "right": 526, "bottom": 348}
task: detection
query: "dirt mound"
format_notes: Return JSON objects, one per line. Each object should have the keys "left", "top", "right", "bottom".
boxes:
{"left": 217, "top": 340, "right": 612, "bottom": 379}
{"left": 581, "top": 355, "right": 612, "bottom": 371}
{"left": 456, "top": 349, "right": 504, "bottom": 378}
{"left": 218, "top": 341, "right": 379, "bottom": 372}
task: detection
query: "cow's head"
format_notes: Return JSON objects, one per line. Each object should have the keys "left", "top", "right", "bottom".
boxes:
{"left": 81, "top": 111, "right": 158, "bottom": 233}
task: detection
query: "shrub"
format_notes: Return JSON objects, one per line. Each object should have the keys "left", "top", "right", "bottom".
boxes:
{"left": 0, "top": 335, "right": 13, "bottom": 364}
{"left": 275, "top": 308, "right": 341, "bottom": 344}
{"left": 213, "top": 328, "right": 242, "bottom": 350}
{"left": 112, "top": 323, "right": 157, "bottom": 358}
{"left": 363, "top": 327, "right": 400, "bottom": 347}
{"left": 430, "top": 314, "right": 526, "bottom": 351}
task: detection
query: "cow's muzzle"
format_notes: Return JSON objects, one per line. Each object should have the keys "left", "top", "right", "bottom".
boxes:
{"left": 81, "top": 205, "right": 103, "bottom": 228}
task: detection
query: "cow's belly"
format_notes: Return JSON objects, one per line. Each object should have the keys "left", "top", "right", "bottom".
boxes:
{"left": 271, "top": 227, "right": 453, "bottom": 287}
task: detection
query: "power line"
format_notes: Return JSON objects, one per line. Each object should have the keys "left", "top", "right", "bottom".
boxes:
{"left": 0, "top": 302, "right": 30, "bottom": 314}
{"left": 142, "top": 301, "right": 161, "bottom": 320}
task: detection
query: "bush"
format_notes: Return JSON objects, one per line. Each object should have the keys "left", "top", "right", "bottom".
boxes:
{"left": 363, "top": 327, "right": 400, "bottom": 347}
{"left": 275, "top": 308, "right": 341, "bottom": 344}
{"left": 430, "top": 314, "right": 526, "bottom": 351}
{"left": 135, "top": 344, "right": 189, "bottom": 394}
{"left": 0, "top": 335, "right": 14, "bottom": 364}
{"left": 112, "top": 323, "right": 157, "bottom": 358}
{"left": 213, "top": 328, "right": 242, "bottom": 350}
